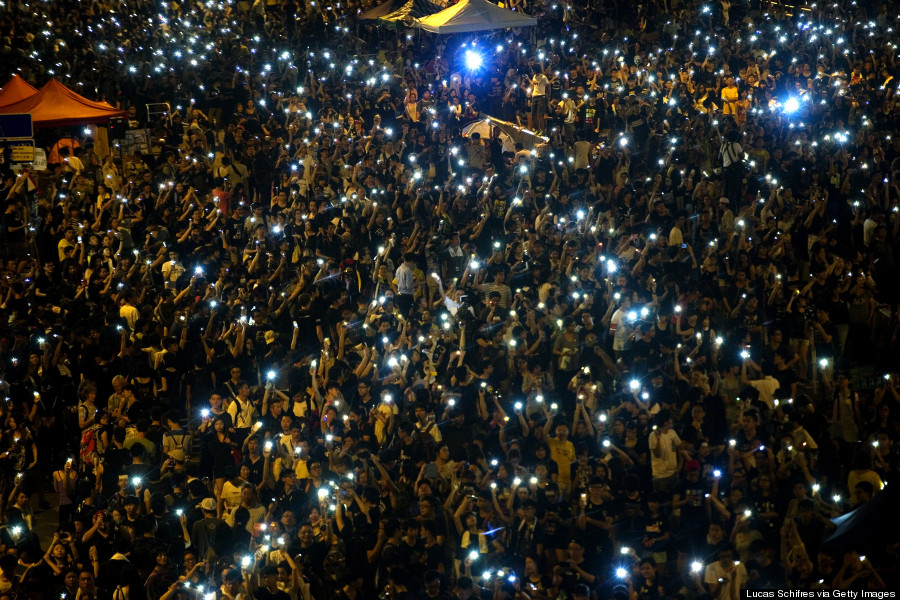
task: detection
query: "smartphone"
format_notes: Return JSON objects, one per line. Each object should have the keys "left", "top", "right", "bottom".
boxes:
{"left": 425, "top": 463, "right": 439, "bottom": 479}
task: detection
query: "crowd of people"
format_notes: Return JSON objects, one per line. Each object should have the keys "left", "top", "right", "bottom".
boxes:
{"left": 0, "top": 0, "right": 898, "bottom": 597}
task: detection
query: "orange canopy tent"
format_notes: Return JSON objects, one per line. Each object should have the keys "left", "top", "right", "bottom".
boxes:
{"left": 0, "top": 78, "right": 125, "bottom": 128}
{"left": 0, "top": 75, "right": 38, "bottom": 108}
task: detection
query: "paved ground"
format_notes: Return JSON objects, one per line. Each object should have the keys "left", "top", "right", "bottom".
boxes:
{"left": 33, "top": 492, "right": 61, "bottom": 546}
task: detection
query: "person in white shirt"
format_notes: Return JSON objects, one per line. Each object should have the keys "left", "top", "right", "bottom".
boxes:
{"left": 59, "top": 147, "right": 84, "bottom": 175}
{"left": 717, "top": 197, "right": 734, "bottom": 234}
{"left": 703, "top": 545, "right": 748, "bottom": 600}
{"left": 431, "top": 273, "right": 463, "bottom": 316}
{"left": 466, "top": 132, "right": 486, "bottom": 170}
{"left": 608, "top": 297, "right": 634, "bottom": 360}
{"left": 649, "top": 410, "right": 683, "bottom": 493}
{"left": 118, "top": 294, "right": 139, "bottom": 335}
{"left": 741, "top": 357, "right": 780, "bottom": 410}
{"left": 161, "top": 250, "right": 185, "bottom": 284}
{"left": 394, "top": 252, "right": 416, "bottom": 316}
{"left": 863, "top": 213, "right": 880, "bottom": 247}
{"left": 557, "top": 94, "right": 576, "bottom": 140}
{"left": 528, "top": 65, "right": 550, "bottom": 134}
{"left": 669, "top": 211, "right": 688, "bottom": 247}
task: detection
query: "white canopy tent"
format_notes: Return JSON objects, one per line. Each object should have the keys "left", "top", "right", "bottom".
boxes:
{"left": 414, "top": 0, "right": 536, "bottom": 34}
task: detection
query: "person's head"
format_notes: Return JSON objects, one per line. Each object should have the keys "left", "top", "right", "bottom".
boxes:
{"left": 298, "top": 523, "right": 314, "bottom": 545}
{"left": 656, "top": 409, "right": 674, "bottom": 431}
{"left": 240, "top": 483, "right": 256, "bottom": 505}
{"left": 260, "top": 565, "right": 279, "bottom": 588}
{"left": 63, "top": 569, "right": 78, "bottom": 590}
{"left": 638, "top": 558, "right": 656, "bottom": 580}
{"left": 854, "top": 481, "right": 875, "bottom": 504}
{"left": 422, "top": 569, "right": 442, "bottom": 597}
{"left": 708, "top": 520, "right": 726, "bottom": 542}
{"left": 78, "top": 570, "right": 96, "bottom": 593}
{"left": 717, "top": 544, "right": 737, "bottom": 566}
{"left": 797, "top": 498, "right": 816, "bottom": 522}
{"left": 417, "top": 491, "right": 442, "bottom": 514}
{"left": 123, "top": 496, "right": 139, "bottom": 515}
{"left": 741, "top": 409, "right": 760, "bottom": 431}
{"left": 454, "top": 576, "right": 475, "bottom": 600}
{"left": 567, "top": 537, "right": 586, "bottom": 560}
{"left": 51, "top": 541, "right": 68, "bottom": 559}
{"left": 750, "top": 539, "right": 775, "bottom": 563}
{"left": 224, "top": 569, "right": 243, "bottom": 595}
{"left": 519, "top": 498, "right": 537, "bottom": 522}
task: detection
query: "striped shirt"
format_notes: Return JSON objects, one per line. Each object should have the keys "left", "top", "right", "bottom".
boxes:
{"left": 395, "top": 263, "right": 415, "bottom": 295}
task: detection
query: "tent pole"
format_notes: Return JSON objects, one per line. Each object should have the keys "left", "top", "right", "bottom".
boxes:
{"left": 115, "top": 136, "right": 126, "bottom": 198}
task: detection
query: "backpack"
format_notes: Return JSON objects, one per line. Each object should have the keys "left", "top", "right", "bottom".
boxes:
{"left": 80, "top": 426, "right": 97, "bottom": 468}
{"left": 415, "top": 423, "right": 437, "bottom": 462}
{"left": 719, "top": 141, "right": 743, "bottom": 170}
{"left": 164, "top": 429, "right": 192, "bottom": 459}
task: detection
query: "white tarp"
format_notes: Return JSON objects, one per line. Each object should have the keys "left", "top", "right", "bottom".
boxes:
{"left": 414, "top": 0, "right": 536, "bottom": 34}
{"left": 462, "top": 114, "right": 548, "bottom": 150}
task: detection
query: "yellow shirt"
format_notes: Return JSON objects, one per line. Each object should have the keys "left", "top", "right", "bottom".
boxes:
{"left": 374, "top": 401, "right": 399, "bottom": 444}
{"left": 272, "top": 457, "right": 309, "bottom": 481}
{"left": 547, "top": 437, "right": 575, "bottom": 484}
{"left": 847, "top": 469, "right": 883, "bottom": 505}
{"left": 58, "top": 238, "right": 75, "bottom": 262}
{"left": 721, "top": 86, "right": 739, "bottom": 114}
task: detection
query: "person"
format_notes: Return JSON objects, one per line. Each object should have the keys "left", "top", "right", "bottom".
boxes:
{"left": 162, "top": 412, "right": 192, "bottom": 460}
{"left": 227, "top": 382, "right": 257, "bottom": 445}
{"left": 649, "top": 411, "right": 682, "bottom": 493}
{"left": 846, "top": 452, "right": 884, "bottom": 506}
{"left": 703, "top": 545, "right": 748, "bottom": 600}
{"left": 52, "top": 456, "right": 79, "bottom": 525}
{"left": 719, "top": 129, "right": 743, "bottom": 207}
{"left": 543, "top": 418, "right": 575, "bottom": 498}
{"left": 224, "top": 484, "right": 266, "bottom": 533}
{"left": 394, "top": 253, "right": 416, "bottom": 317}
{"left": 529, "top": 65, "right": 551, "bottom": 134}
{"left": 189, "top": 497, "right": 230, "bottom": 558}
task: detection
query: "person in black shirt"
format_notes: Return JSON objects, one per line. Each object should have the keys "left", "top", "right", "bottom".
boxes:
{"left": 811, "top": 308, "right": 837, "bottom": 367}
{"left": 316, "top": 222, "right": 342, "bottom": 263}
{"left": 693, "top": 520, "right": 728, "bottom": 564}
{"left": 745, "top": 539, "right": 786, "bottom": 589}
{"left": 507, "top": 498, "right": 541, "bottom": 568}
{"left": 241, "top": 435, "right": 267, "bottom": 487}
{"left": 558, "top": 536, "right": 599, "bottom": 595}
{"left": 575, "top": 477, "right": 614, "bottom": 561}
{"left": 393, "top": 422, "right": 424, "bottom": 466}
{"left": 249, "top": 565, "right": 291, "bottom": 600}
{"left": 671, "top": 461, "right": 708, "bottom": 537}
